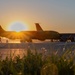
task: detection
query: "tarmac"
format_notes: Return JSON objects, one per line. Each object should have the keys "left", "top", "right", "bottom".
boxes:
{"left": 0, "top": 42, "right": 75, "bottom": 59}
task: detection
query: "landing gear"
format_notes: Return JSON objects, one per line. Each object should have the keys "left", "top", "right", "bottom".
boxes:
{"left": 51, "top": 39, "right": 53, "bottom": 42}
{"left": 20, "top": 40, "right": 25, "bottom": 43}
{"left": 0, "top": 37, "right": 1, "bottom": 43}
{"left": 20, "top": 39, "right": 32, "bottom": 43}
{"left": 71, "top": 38, "right": 74, "bottom": 42}
{"left": 27, "top": 39, "right": 32, "bottom": 42}
{"left": 59, "top": 38, "right": 67, "bottom": 42}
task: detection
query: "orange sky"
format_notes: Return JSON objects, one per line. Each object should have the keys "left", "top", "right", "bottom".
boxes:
{"left": 0, "top": 0, "right": 75, "bottom": 33}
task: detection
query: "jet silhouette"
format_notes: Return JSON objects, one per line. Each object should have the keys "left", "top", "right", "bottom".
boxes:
{"left": 0, "top": 23, "right": 60, "bottom": 42}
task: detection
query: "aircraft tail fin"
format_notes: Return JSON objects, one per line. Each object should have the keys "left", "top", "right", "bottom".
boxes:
{"left": 0, "top": 25, "right": 5, "bottom": 32}
{"left": 35, "top": 23, "right": 43, "bottom": 31}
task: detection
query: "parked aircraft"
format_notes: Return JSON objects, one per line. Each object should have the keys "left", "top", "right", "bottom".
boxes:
{"left": 0, "top": 23, "right": 75, "bottom": 42}
{"left": 35, "top": 23, "right": 75, "bottom": 42}
{"left": 0, "top": 23, "right": 60, "bottom": 42}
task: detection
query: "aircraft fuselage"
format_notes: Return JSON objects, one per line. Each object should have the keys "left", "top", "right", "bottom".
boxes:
{"left": 0, "top": 23, "right": 75, "bottom": 42}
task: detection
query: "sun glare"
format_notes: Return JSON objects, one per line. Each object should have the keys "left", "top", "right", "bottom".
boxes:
{"left": 8, "top": 22, "right": 28, "bottom": 32}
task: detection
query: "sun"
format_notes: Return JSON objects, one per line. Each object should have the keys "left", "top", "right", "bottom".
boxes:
{"left": 8, "top": 22, "right": 28, "bottom": 32}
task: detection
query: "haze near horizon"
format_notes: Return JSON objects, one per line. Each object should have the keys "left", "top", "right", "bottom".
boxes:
{"left": 0, "top": 0, "right": 75, "bottom": 33}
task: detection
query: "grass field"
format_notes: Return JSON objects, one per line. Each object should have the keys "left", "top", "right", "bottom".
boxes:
{"left": 0, "top": 42, "right": 75, "bottom": 75}
{"left": 0, "top": 47, "right": 74, "bottom": 75}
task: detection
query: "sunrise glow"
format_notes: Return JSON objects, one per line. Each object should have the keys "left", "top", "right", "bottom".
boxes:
{"left": 8, "top": 22, "right": 28, "bottom": 32}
